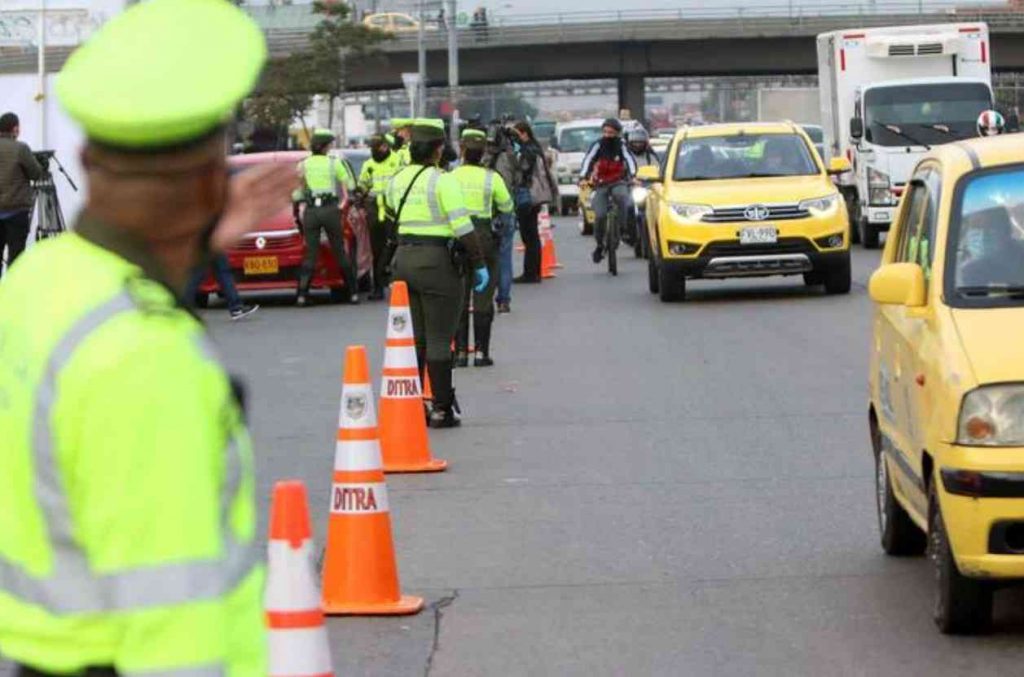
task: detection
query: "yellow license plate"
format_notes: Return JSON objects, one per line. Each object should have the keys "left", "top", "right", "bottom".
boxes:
{"left": 243, "top": 256, "right": 279, "bottom": 275}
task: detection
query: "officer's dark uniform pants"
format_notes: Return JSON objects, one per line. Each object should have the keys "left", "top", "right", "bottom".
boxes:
{"left": 300, "top": 204, "right": 358, "bottom": 296}
{"left": 18, "top": 666, "right": 117, "bottom": 676}
{"left": 457, "top": 220, "right": 498, "bottom": 356}
{"left": 393, "top": 242, "right": 463, "bottom": 411}
{"left": 366, "top": 206, "right": 390, "bottom": 294}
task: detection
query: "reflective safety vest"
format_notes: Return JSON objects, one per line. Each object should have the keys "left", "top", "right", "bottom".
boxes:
{"left": 358, "top": 152, "right": 402, "bottom": 220}
{"left": 301, "top": 154, "right": 354, "bottom": 198}
{"left": 384, "top": 164, "right": 473, "bottom": 239}
{"left": 0, "top": 233, "right": 265, "bottom": 676}
{"left": 450, "top": 165, "right": 514, "bottom": 220}
{"left": 396, "top": 146, "right": 411, "bottom": 167}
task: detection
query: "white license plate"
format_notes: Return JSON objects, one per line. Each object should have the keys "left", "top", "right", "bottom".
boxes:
{"left": 739, "top": 226, "right": 778, "bottom": 245}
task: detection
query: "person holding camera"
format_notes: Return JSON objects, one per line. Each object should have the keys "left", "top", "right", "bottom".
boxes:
{"left": 0, "top": 113, "right": 43, "bottom": 279}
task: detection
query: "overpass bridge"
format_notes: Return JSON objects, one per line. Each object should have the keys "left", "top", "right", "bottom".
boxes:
{"left": 258, "top": 2, "right": 1024, "bottom": 120}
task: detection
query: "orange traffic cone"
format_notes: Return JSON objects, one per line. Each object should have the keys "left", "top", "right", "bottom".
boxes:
{"left": 422, "top": 370, "right": 434, "bottom": 403}
{"left": 266, "top": 481, "right": 334, "bottom": 677}
{"left": 322, "top": 346, "right": 424, "bottom": 616}
{"left": 539, "top": 206, "right": 558, "bottom": 279}
{"left": 378, "top": 282, "right": 447, "bottom": 473}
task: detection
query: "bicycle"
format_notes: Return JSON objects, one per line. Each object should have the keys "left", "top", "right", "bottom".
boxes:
{"left": 605, "top": 195, "right": 620, "bottom": 276}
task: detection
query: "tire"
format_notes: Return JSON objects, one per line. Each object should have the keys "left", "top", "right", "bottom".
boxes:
{"left": 633, "top": 225, "right": 644, "bottom": 258}
{"left": 194, "top": 292, "right": 210, "bottom": 309}
{"left": 846, "top": 191, "right": 861, "bottom": 245}
{"left": 648, "top": 256, "right": 660, "bottom": 294}
{"left": 658, "top": 265, "right": 685, "bottom": 302}
{"left": 859, "top": 216, "right": 881, "bottom": 250}
{"left": 824, "top": 255, "right": 852, "bottom": 295}
{"left": 329, "top": 286, "right": 347, "bottom": 303}
{"left": 875, "top": 444, "right": 927, "bottom": 556}
{"left": 803, "top": 272, "right": 825, "bottom": 287}
{"left": 608, "top": 242, "right": 617, "bottom": 276}
{"left": 930, "top": 484, "right": 994, "bottom": 634}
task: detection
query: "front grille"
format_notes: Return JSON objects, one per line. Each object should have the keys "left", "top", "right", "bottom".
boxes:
{"left": 917, "top": 43, "right": 944, "bottom": 55}
{"left": 702, "top": 237, "right": 814, "bottom": 258}
{"left": 235, "top": 235, "right": 301, "bottom": 251}
{"left": 701, "top": 204, "right": 809, "bottom": 223}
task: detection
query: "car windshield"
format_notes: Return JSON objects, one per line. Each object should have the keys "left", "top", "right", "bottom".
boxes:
{"left": 865, "top": 83, "right": 992, "bottom": 147}
{"left": 558, "top": 127, "right": 601, "bottom": 153}
{"left": 950, "top": 165, "right": 1024, "bottom": 305}
{"left": 802, "top": 126, "right": 823, "bottom": 143}
{"left": 673, "top": 133, "right": 817, "bottom": 181}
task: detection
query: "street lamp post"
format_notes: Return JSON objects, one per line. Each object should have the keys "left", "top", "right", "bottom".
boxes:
{"left": 446, "top": 0, "right": 458, "bottom": 142}
{"left": 417, "top": 0, "right": 426, "bottom": 117}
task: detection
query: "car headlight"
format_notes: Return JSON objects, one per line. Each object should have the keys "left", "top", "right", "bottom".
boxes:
{"left": 670, "top": 202, "right": 712, "bottom": 222}
{"left": 867, "top": 167, "right": 895, "bottom": 205}
{"left": 957, "top": 385, "right": 1024, "bottom": 446}
{"left": 631, "top": 186, "right": 649, "bottom": 203}
{"left": 799, "top": 194, "right": 839, "bottom": 216}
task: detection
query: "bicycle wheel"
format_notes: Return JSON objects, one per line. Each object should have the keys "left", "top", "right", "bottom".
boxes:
{"left": 607, "top": 204, "right": 618, "bottom": 276}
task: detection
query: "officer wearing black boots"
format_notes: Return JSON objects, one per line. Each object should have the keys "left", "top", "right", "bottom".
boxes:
{"left": 384, "top": 119, "right": 488, "bottom": 428}
{"left": 452, "top": 128, "right": 514, "bottom": 367}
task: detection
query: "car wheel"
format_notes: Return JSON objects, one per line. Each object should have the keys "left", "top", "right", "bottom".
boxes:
{"left": 803, "top": 272, "right": 825, "bottom": 287}
{"left": 930, "top": 483, "right": 993, "bottom": 634}
{"left": 859, "top": 217, "right": 881, "bottom": 250}
{"left": 194, "top": 292, "right": 210, "bottom": 309}
{"left": 329, "top": 286, "right": 347, "bottom": 303}
{"left": 824, "top": 256, "right": 852, "bottom": 295}
{"left": 658, "top": 266, "right": 685, "bottom": 302}
{"left": 648, "top": 256, "right": 660, "bottom": 294}
{"left": 875, "top": 443, "right": 926, "bottom": 556}
{"left": 846, "top": 192, "right": 861, "bottom": 245}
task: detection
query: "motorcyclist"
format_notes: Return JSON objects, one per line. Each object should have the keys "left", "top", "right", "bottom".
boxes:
{"left": 579, "top": 118, "right": 637, "bottom": 264}
{"left": 977, "top": 109, "right": 1006, "bottom": 137}
{"left": 627, "top": 128, "right": 660, "bottom": 167}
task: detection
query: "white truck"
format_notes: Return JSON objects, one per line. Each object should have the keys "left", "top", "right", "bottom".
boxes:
{"left": 817, "top": 23, "right": 993, "bottom": 248}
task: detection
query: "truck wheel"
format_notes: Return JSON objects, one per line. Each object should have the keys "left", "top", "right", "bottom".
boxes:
{"left": 859, "top": 217, "right": 881, "bottom": 250}
{"left": 846, "top": 192, "right": 861, "bottom": 245}
{"left": 824, "top": 256, "right": 852, "bottom": 295}
{"left": 648, "top": 257, "right": 660, "bottom": 294}
{"left": 658, "top": 266, "right": 685, "bottom": 302}
{"left": 930, "top": 484, "right": 993, "bottom": 635}
{"left": 875, "top": 445, "right": 926, "bottom": 556}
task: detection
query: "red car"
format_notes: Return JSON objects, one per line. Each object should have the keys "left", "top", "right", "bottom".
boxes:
{"left": 195, "top": 150, "right": 372, "bottom": 307}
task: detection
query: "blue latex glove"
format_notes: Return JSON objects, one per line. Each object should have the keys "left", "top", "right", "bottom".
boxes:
{"left": 474, "top": 266, "right": 490, "bottom": 293}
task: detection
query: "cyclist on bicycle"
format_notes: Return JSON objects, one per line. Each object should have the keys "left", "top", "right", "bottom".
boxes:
{"left": 580, "top": 118, "right": 637, "bottom": 264}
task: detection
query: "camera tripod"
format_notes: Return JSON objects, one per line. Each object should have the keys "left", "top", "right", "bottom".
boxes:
{"left": 33, "top": 151, "right": 77, "bottom": 242}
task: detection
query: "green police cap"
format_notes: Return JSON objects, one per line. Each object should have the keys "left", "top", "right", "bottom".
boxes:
{"left": 312, "top": 128, "right": 336, "bottom": 141}
{"left": 410, "top": 118, "right": 446, "bottom": 142}
{"left": 390, "top": 118, "right": 413, "bottom": 129}
{"left": 57, "top": 0, "right": 266, "bottom": 150}
{"left": 461, "top": 129, "right": 486, "bottom": 140}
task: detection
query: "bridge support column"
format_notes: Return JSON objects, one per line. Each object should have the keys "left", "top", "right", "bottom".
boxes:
{"left": 617, "top": 75, "right": 645, "bottom": 125}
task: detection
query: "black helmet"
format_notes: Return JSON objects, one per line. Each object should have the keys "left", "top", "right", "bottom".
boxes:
{"left": 628, "top": 128, "right": 650, "bottom": 145}
{"left": 602, "top": 118, "right": 623, "bottom": 133}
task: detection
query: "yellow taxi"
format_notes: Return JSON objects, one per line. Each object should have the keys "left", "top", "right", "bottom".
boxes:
{"left": 868, "top": 133, "right": 1024, "bottom": 634}
{"left": 639, "top": 122, "right": 851, "bottom": 302}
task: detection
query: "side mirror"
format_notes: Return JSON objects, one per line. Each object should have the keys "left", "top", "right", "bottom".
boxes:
{"left": 827, "top": 157, "right": 852, "bottom": 175}
{"left": 850, "top": 117, "right": 864, "bottom": 141}
{"left": 869, "top": 263, "right": 926, "bottom": 307}
{"left": 637, "top": 165, "right": 660, "bottom": 182}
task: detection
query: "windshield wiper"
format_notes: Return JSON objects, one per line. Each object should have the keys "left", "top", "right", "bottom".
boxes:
{"left": 872, "top": 121, "right": 931, "bottom": 150}
{"left": 956, "top": 284, "right": 1024, "bottom": 298}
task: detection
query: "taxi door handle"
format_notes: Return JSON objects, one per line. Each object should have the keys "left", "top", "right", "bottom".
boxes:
{"left": 915, "top": 374, "right": 926, "bottom": 387}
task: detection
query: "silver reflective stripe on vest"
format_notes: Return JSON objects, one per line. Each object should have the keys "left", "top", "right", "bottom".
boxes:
{"left": 425, "top": 170, "right": 443, "bottom": 223}
{"left": 483, "top": 171, "right": 494, "bottom": 213}
{"left": 0, "top": 291, "right": 257, "bottom": 615}
{"left": 125, "top": 664, "right": 224, "bottom": 677}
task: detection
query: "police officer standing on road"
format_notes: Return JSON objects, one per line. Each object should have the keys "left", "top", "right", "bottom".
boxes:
{"left": 385, "top": 119, "right": 488, "bottom": 428}
{"left": 0, "top": 1, "right": 298, "bottom": 674}
{"left": 358, "top": 133, "right": 402, "bottom": 300}
{"left": 296, "top": 128, "right": 359, "bottom": 306}
{"left": 452, "top": 128, "right": 514, "bottom": 367}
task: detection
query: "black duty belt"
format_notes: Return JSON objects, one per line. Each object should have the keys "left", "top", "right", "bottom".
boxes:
{"left": 308, "top": 194, "right": 339, "bottom": 206}
{"left": 398, "top": 235, "right": 450, "bottom": 247}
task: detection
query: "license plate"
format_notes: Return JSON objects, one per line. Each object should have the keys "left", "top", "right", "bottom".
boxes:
{"left": 739, "top": 226, "right": 778, "bottom": 245}
{"left": 243, "top": 256, "right": 279, "bottom": 275}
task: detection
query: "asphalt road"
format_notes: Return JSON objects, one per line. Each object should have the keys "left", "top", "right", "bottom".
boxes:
{"left": 4, "top": 217, "right": 1024, "bottom": 675}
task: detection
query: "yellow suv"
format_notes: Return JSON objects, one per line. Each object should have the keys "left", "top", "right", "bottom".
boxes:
{"left": 640, "top": 122, "right": 851, "bottom": 302}
{"left": 868, "top": 134, "right": 1024, "bottom": 634}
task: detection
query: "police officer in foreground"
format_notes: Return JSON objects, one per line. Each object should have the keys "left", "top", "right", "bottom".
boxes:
{"left": 0, "top": 1, "right": 297, "bottom": 675}
{"left": 358, "top": 133, "right": 402, "bottom": 300}
{"left": 296, "top": 128, "right": 360, "bottom": 306}
{"left": 452, "top": 128, "right": 514, "bottom": 367}
{"left": 385, "top": 119, "right": 488, "bottom": 428}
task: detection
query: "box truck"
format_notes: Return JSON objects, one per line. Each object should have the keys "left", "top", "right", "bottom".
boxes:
{"left": 817, "top": 23, "right": 993, "bottom": 247}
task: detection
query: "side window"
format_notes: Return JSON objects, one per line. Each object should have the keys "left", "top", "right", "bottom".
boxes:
{"left": 894, "top": 182, "right": 928, "bottom": 263}
{"left": 916, "top": 167, "right": 942, "bottom": 282}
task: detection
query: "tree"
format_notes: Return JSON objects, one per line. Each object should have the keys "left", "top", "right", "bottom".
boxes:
{"left": 244, "top": 55, "right": 315, "bottom": 149}
{"left": 306, "top": 1, "right": 390, "bottom": 127}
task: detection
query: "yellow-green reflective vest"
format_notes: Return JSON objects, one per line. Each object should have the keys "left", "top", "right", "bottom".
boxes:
{"left": 396, "top": 146, "right": 411, "bottom": 167}
{"left": 301, "top": 154, "right": 354, "bottom": 197}
{"left": 358, "top": 153, "right": 402, "bottom": 220}
{"left": 450, "top": 165, "right": 514, "bottom": 219}
{"left": 384, "top": 164, "right": 473, "bottom": 239}
{"left": 0, "top": 233, "right": 264, "bottom": 676}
